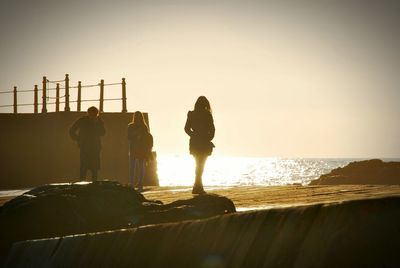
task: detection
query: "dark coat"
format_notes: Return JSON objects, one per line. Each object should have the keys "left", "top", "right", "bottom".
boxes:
{"left": 69, "top": 116, "right": 105, "bottom": 169}
{"left": 69, "top": 116, "right": 105, "bottom": 150}
{"left": 128, "top": 124, "right": 153, "bottom": 160}
{"left": 184, "top": 110, "right": 215, "bottom": 156}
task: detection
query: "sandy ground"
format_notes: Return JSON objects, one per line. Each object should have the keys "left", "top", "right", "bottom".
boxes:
{"left": 2, "top": 185, "right": 400, "bottom": 210}
{"left": 0, "top": 189, "right": 30, "bottom": 207}
{"left": 143, "top": 185, "right": 400, "bottom": 211}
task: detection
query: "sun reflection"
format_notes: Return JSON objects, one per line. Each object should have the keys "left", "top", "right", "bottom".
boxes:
{"left": 156, "top": 155, "right": 352, "bottom": 187}
{"left": 157, "top": 155, "right": 283, "bottom": 186}
{"left": 157, "top": 155, "right": 195, "bottom": 186}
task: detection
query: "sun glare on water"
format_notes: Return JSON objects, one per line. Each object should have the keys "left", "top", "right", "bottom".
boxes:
{"left": 157, "top": 155, "right": 195, "bottom": 186}
{"left": 157, "top": 155, "right": 289, "bottom": 186}
{"left": 156, "top": 155, "right": 350, "bottom": 187}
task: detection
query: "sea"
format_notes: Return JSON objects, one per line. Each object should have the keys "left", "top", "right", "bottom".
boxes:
{"left": 1, "top": 157, "right": 399, "bottom": 198}
{"left": 157, "top": 156, "right": 400, "bottom": 187}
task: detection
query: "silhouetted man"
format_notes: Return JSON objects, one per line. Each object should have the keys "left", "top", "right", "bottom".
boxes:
{"left": 69, "top": 106, "right": 105, "bottom": 181}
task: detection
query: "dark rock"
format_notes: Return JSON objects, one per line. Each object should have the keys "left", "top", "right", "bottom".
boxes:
{"left": 0, "top": 181, "right": 235, "bottom": 262}
{"left": 141, "top": 194, "right": 236, "bottom": 225}
{"left": 310, "top": 159, "right": 400, "bottom": 185}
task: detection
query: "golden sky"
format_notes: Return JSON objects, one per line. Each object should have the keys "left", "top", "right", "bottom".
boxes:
{"left": 1, "top": 0, "right": 399, "bottom": 158}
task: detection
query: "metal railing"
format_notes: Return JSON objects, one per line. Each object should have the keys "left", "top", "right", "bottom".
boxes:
{"left": 0, "top": 74, "right": 128, "bottom": 113}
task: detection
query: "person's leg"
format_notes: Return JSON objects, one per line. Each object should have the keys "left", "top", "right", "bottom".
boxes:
{"left": 87, "top": 150, "right": 99, "bottom": 182}
{"left": 92, "top": 169, "right": 98, "bottom": 181}
{"left": 137, "top": 159, "right": 145, "bottom": 192}
{"left": 79, "top": 150, "right": 87, "bottom": 180}
{"left": 129, "top": 155, "right": 135, "bottom": 187}
{"left": 93, "top": 150, "right": 100, "bottom": 182}
{"left": 79, "top": 165, "right": 87, "bottom": 181}
{"left": 133, "top": 158, "right": 140, "bottom": 188}
{"left": 193, "top": 155, "right": 207, "bottom": 194}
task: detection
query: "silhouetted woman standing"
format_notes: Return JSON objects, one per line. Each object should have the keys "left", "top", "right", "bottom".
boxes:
{"left": 128, "top": 111, "right": 153, "bottom": 192}
{"left": 185, "top": 96, "right": 215, "bottom": 194}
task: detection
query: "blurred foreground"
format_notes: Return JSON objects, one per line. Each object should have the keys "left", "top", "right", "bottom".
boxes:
{"left": 2, "top": 182, "right": 400, "bottom": 266}
{"left": 4, "top": 186, "right": 400, "bottom": 267}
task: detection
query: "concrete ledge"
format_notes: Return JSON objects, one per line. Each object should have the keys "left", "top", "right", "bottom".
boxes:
{"left": 5, "top": 196, "right": 400, "bottom": 267}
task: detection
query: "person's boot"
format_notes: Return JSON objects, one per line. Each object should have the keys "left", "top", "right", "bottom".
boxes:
{"left": 192, "top": 184, "right": 206, "bottom": 195}
{"left": 138, "top": 186, "right": 144, "bottom": 193}
{"left": 92, "top": 170, "right": 98, "bottom": 182}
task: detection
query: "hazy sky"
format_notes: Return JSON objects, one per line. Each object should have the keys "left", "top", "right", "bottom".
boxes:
{"left": 1, "top": 0, "right": 399, "bottom": 158}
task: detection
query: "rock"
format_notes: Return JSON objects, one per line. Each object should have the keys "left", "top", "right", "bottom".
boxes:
{"left": 310, "top": 159, "right": 400, "bottom": 185}
{"left": 0, "top": 181, "right": 235, "bottom": 262}
{"left": 5, "top": 196, "right": 400, "bottom": 267}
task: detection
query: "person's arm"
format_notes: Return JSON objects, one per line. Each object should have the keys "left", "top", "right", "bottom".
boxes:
{"left": 146, "top": 133, "right": 154, "bottom": 160}
{"left": 69, "top": 118, "right": 80, "bottom": 141}
{"left": 127, "top": 125, "right": 132, "bottom": 140}
{"left": 209, "top": 114, "right": 215, "bottom": 140}
{"left": 97, "top": 117, "right": 105, "bottom": 136}
{"left": 184, "top": 111, "right": 194, "bottom": 137}
{"left": 149, "top": 133, "right": 153, "bottom": 149}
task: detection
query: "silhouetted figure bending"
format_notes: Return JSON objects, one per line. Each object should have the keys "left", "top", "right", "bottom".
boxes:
{"left": 185, "top": 96, "right": 215, "bottom": 194}
{"left": 128, "top": 111, "right": 153, "bottom": 192}
{"left": 69, "top": 106, "right": 105, "bottom": 181}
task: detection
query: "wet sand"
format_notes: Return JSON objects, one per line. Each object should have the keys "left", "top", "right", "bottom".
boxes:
{"left": 2, "top": 185, "right": 400, "bottom": 210}
{"left": 0, "top": 189, "right": 30, "bottom": 206}
{"left": 143, "top": 184, "right": 400, "bottom": 210}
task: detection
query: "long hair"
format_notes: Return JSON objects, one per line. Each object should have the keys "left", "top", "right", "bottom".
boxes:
{"left": 132, "top": 111, "right": 149, "bottom": 132}
{"left": 194, "top": 96, "right": 212, "bottom": 113}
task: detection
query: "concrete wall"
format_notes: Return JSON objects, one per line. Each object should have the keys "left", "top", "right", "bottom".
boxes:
{"left": 4, "top": 196, "right": 400, "bottom": 267}
{"left": 0, "top": 112, "right": 158, "bottom": 189}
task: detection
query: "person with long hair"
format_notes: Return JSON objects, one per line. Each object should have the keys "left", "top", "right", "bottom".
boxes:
{"left": 128, "top": 111, "right": 153, "bottom": 192}
{"left": 184, "top": 96, "right": 215, "bottom": 194}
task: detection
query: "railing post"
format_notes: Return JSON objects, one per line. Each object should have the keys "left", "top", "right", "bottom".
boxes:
{"left": 34, "top": 85, "right": 38, "bottom": 113}
{"left": 99, "top": 79, "right": 104, "bottom": 113}
{"left": 13, "top": 86, "right": 17, "bottom": 114}
{"left": 42, "top": 76, "right": 47, "bottom": 113}
{"left": 64, "top": 74, "right": 70, "bottom": 112}
{"left": 56, "top": 83, "right": 60, "bottom": 112}
{"left": 77, "top": 81, "right": 82, "bottom": 112}
{"left": 122, "top": 78, "right": 127, "bottom": 113}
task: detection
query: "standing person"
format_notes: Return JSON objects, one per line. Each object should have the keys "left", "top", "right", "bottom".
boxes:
{"left": 185, "top": 96, "right": 215, "bottom": 194}
{"left": 69, "top": 106, "right": 105, "bottom": 181}
{"left": 128, "top": 111, "right": 153, "bottom": 192}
